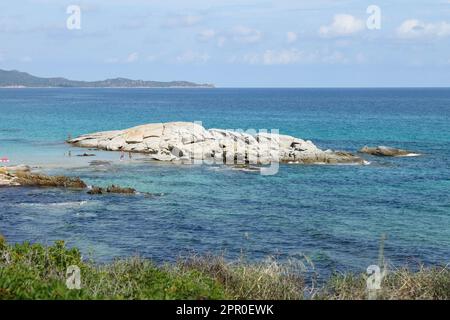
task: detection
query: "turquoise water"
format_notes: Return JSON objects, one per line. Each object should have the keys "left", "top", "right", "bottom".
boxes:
{"left": 1, "top": 88, "right": 449, "bottom": 276}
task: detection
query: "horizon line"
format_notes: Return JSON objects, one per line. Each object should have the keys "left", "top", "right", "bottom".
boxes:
{"left": 1, "top": 86, "right": 450, "bottom": 89}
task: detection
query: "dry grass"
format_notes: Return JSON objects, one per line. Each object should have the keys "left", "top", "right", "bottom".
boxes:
{"left": 178, "top": 254, "right": 450, "bottom": 300}
{"left": 321, "top": 265, "right": 450, "bottom": 300}
{"left": 178, "top": 254, "right": 309, "bottom": 300}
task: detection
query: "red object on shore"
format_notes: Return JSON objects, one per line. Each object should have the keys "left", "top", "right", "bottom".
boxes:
{"left": 0, "top": 157, "right": 9, "bottom": 163}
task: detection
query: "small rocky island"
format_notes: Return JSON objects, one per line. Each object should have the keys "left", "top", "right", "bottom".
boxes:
{"left": 68, "top": 122, "right": 365, "bottom": 165}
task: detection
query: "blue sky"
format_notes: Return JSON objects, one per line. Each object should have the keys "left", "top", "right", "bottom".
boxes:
{"left": 1, "top": 0, "right": 450, "bottom": 87}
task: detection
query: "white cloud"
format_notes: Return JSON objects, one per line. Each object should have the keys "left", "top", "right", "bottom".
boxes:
{"left": 163, "top": 14, "right": 202, "bottom": 28}
{"left": 105, "top": 52, "right": 140, "bottom": 64}
{"left": 396, "top": 19, "right": 450, "bottom": 39}
{"left": 197, "top": 27, "right": 261, "bottom": 46}
{"left": 231, "top": 26, "right": 262, "bottom": 44}
{"left": 126, "top": 52, "right": 139, "bottom": 63}
{"left": 238, "top": 49, "right": 315, "bottom": 65}
{"left": 197, "top": 29, "right": 216, "bottom": 42}
{"left": 262, "top": 49, "right": 312, "bottom": 65}
{"left": 176, "top": 50, "right": 210, "bottom": 64}
{"left": 319, "top": 14, "right": 364, "bottom": 37}
{"left": 286, "top": 31, "right": 298, "bottom": 44}
{"left": 232, "top": 49, "right": 351, "bottom": 65}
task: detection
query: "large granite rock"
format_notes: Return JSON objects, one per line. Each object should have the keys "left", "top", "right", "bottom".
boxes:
{"left": 68, "top": 122, "right": 365, "bottom": 165}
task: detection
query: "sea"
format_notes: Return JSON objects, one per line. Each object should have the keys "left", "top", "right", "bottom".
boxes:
{"left": 1, "top": 88, "right": 449, "bottom": 277}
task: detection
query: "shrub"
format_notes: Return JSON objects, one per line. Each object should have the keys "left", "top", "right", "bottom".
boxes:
{"left": 0, "top": 236, "right": 225, "bottom": 300}
{"left": 1, "top": 235, "right": 449, "bottom": 300}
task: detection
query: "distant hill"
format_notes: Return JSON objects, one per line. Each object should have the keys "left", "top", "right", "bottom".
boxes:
{"left": 0, "top": 69, "right": 215, "bottom": 88}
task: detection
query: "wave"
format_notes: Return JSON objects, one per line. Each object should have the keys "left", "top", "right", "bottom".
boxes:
{"left": 400, "top": 153, "right": 421, "bottom": 157}
{"left": 17, "top": 200, "right": 89, "bottom": 208}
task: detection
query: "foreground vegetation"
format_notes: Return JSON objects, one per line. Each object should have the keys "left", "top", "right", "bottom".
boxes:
{"left": 0, "top": 236, "right": 448, "bottom": 300}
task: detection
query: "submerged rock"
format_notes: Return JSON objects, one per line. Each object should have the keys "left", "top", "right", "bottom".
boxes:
{"left": 231, "top": 164, "right": 261, "bottom": 173}
{"left": 89, "top": 160, "right": 112, "bottom": 166}
{"left": 106, "top": 184, "right": 136, "bottom": 194}
{"left": 87, "top": 186, "right": 104, "bottom": 194}
{"left": 359, "top": 146, "right": 420, "bottom": 157}
{"left": 68, "top": 122, "right": 365, "bottom": 166}
{"left": 87, "top": 184, "right": 136, "bottom": 195}
{"left": 77, "top": 153, "right": 96, "bottom": 157}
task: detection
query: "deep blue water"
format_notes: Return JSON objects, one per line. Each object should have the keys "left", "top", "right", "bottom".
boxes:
{"left": 1, "top": 88, "right": 449, "bottom": 277}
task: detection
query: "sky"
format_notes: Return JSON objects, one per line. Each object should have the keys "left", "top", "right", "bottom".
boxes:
{"left": 1, "top": 0, "right": 450, "bottom": 87}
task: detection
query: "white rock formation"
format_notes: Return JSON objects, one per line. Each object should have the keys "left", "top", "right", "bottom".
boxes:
{"left": 68, "top": 122, "right": 364, "bottom": 165}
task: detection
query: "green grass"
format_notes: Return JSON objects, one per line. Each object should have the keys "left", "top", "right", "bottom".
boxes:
{"left": 0, "top": 236, "right": 449, "bottom": 300}
{"left": 0, "top": 236, "right": 225, "bottom": 300}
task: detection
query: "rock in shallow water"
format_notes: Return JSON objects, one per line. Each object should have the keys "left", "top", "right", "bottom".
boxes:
{"left": 0, "top": 166, "right": 86, "bottom": 188}
{"left": 68, "top": 122, "right": 364, "bottom": 165}
{"left": 86, "top": 185, "right": 136, "bottom": 195}
{"left": 89, "top": 160, "right": 112, "bottom": 166}
{"left": 0, "top": 166, "right": 136, "bottom": 195}
{"left": 106, "top": 184, "right": 136, "bottom": 194}
{"left": 76, "top": 153, "right": 96, "bottom": 157}
{"left": 359, "top": 146, "right": 421, "bottom": 157}
{"left": 87, "top": 186, "right": 104, "bottom": 194}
